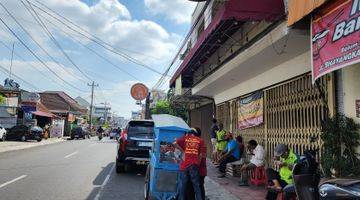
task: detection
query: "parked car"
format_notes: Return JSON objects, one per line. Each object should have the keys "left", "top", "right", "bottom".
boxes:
{"left": 70, "top": 126, "right": 88, "bottom": 140}
{"left": 116, "top": 120, "right": 154, "bottom": 173}
{"left": 6, "top": 125, "right": 43, "bottom": 142}
{"left": 0, "top": 124, "right": 6, "bottom": 141}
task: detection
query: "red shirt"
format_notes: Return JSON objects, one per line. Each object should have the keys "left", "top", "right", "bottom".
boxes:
{"left": 176, "top": 134, "right": 204, "bottom": 171}
{"left": 199, "top": 140, "right": 207, "bottom": 177}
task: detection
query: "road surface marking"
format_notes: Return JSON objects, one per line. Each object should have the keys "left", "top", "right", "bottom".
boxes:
{"left": 64, "top": 151, "right": 78, "bottom": 158}
{"left": 94, "top": 163, "right": 115, "bottom": 200}
{"left": 0, "top": 175, "right": 27, "bottom": 189}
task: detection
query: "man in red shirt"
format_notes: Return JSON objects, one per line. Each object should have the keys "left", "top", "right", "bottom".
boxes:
{"left": 174, "top": 128, "right": 204, "bottom": 200}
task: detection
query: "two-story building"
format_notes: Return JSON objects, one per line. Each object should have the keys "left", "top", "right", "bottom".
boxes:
{"left": 170, "top": 0, "right": 360, "bottom": 161}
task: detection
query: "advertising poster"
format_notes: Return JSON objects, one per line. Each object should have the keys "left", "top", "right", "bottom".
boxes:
{"left": 51, "top": 119, "right": 64, "bottom": 138}
{"left": 312, "top": 0, "right": 360, "bottom": 82}
{"left": 238, "top": 91, "right": 263, "bottom": 130}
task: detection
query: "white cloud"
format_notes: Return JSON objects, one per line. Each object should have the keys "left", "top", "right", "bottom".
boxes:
{"left": 144, "top": 0, "right": 197, "bottom": 24}
{"left": 0, "top": 0, "right": 185, "bottom": 117}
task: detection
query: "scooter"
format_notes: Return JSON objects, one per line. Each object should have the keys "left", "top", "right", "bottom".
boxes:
{"left": 292, "top": 150, "right": 360, "bottom": 200}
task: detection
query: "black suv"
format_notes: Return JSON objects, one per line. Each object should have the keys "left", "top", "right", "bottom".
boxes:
{"left": 6, "top": 125, "right": 43, "bottom": 142}
{"left": 70, "top": 127, "right": 88, "bottom": 140}
{"left": 116, "top": 120, "right": 154, "bottom": 173}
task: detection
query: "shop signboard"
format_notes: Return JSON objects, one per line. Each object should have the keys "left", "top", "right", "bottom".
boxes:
{"left": 311, "top": 0, "right": 360, "bottom": 83}
{"left": 21, "top": 92, "right": 40, "bottom": 103}
{"left": 238, "top": 91, "right": 263, "bottom": 130}
{"left": 50, "top": 119, "right": 64, "bottom": 138}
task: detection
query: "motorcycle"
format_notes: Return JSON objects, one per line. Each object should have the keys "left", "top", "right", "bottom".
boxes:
{"left": 292, "top": 150, "right": 360, "bottom": 200}
{"left": 98, "top": 133, "right": 103, "bottom": 141}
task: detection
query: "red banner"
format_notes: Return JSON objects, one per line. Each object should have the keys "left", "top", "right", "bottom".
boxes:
{"left": 311, "top": 0, "right": 360, "bottom": 83}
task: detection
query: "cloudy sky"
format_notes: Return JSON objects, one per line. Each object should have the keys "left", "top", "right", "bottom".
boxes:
{"left": 0, "top": 0, "right": 197, "bottom": 118}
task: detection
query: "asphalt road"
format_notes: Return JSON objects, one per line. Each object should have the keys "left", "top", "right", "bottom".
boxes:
{"left": 0, "top": 137, "right": 146, "bottom": 200}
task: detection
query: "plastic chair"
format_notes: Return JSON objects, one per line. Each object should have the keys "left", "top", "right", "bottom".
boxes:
{"left": 250, "top": 166, "right": 267, "bottom": 186}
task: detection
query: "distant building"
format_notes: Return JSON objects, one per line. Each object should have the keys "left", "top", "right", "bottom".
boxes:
{"left": 40, "top": 91, "right": 87, "bottom": 136}
{"left": 131, "top": 111, "right": 141, "bottom": 120}
{"left": 93, "top": 105, "right": 111, "bottom": 121}
{"left": 75, "top": 96, "right": 90, "bottom": 109}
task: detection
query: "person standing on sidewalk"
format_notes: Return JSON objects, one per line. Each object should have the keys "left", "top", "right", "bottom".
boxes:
{"left": 215, "top": 123, "right": 227, "bottom": 164}
{"left": 218, "top": 132, "right": 240, "bottom": 178}
{"left": 210, "top": 119, "right": 219, "bottom": 163}
{"left": 238, "top": 140, "right": 265, "bottom": 186}
{"left": 186, "top": 127, "right": 207, "bottom": 200}
{"left": 174, "top": 128, "right": 204, "bottom": 200}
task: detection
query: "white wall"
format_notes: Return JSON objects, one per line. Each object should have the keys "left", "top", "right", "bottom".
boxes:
{"left": 213, "top": 52, "right": 311, "bottom": 104}
{"left": 342, "top": 64, "right": 360, "bottom": 124}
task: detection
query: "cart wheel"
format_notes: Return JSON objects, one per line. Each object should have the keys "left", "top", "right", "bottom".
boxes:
{"left": 144, "top": 165, "right": 150, "bottom": 200}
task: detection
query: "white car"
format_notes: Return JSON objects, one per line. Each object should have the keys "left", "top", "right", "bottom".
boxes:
{"left": 0, "top": 124, "right": 6, "bottom": 141}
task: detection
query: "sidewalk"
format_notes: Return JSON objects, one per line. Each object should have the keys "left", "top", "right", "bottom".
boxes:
{"left": 0, "top": 138, "right": 66, "bottom": 153}
{"left": 205, "top": 160, "right": 266, "bottom": 200}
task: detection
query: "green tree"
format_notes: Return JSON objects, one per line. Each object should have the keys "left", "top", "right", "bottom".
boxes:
{"left": 151, "top": 100, "right": 188, "bottom": 122}
{"left": 321, "top": 114, "right": 360, "bottom": 177}
{"left": 0, "top": 94, "right": 5, "bottom": 105}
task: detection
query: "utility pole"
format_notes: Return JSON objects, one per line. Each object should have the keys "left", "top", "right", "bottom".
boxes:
{"left": 145, "top": 92, "right": 151, "bottom": 119}
{"left": 9, "top": 43, "right": 14, "bottom": 79}
{"left": 88, "top": 81, "right": 98, "bottom": 131}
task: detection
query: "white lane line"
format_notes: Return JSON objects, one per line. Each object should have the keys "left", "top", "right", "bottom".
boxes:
{"left": 94, "top": 163, "right": 115, "bottom": 200}
{"left": 64, "top": 151, "right": 78, "bottom": 159}
{"left": 0, "top": 175, "right": 27, "bottom": 189}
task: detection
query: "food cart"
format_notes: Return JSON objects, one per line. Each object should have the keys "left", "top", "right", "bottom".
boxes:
{"left": 144, "top": 114, "right": 190, "bottom": 200}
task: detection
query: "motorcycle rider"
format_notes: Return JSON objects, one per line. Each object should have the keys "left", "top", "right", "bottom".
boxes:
{"left": 266, "top": 144, "right": 299, "bottom": 200}
{"left": 97, "top": 126, "right": 104, "bottom": 139}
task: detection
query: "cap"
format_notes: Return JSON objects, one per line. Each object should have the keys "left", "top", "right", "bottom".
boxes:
{"left": 274, "top": 144, "right": 288, "bottom": 157}
{"left": 187, "top": 128, "right": 197, "bottom": 135}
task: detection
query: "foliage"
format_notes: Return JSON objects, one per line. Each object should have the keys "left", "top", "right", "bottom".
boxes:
{"left": 151, "top": 100, "right": 188, "bottom": 122}
{"left": 0, "top": 94, "right": 5, "bottom": 105}
{"left": 103, "top": 121, "right": 110, "bottom": 129}
{"left": 321, "top": 114, "right": 360, "bottom": 177}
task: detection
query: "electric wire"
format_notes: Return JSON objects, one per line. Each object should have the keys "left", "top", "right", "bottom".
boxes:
{"left": 27, "top": 0, "right": 165, "bottom": 76}
{"left": 32, "top": 0, "right": 160, "bottom": 61}
{"left": 0, "top": 40, "right": 82, "bottom": 93}
{"left": 0, "top": 2, "right": 88, "bottom": 85}
{"left": 36, "top": 13, "right": 141, "bottom": 81}
{"left": 0, "top": 15, "right": 88, "bottom": 93}
{"left": 0, "top": 63, "right": 40, "bottom": 91}
{"left": 22, "top": 0, "right": 93, "bottom": 82}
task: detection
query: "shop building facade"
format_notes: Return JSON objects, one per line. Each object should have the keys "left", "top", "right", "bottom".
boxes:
{"left": 170, "top": 0, "right": 360, "bottom": 162}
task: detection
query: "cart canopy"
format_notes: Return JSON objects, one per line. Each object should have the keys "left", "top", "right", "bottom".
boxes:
{"left": 152, "top": 114, "right": 190, "bottom": 132}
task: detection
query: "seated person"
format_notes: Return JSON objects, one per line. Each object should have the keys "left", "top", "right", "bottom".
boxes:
{"left": 218, "top": 132, "right": 240, "bottom": 178}
{"left": 266, "top": 144, "right": 299, "bottom": 200}
{"left": 236, "top": 136, "right": 245, "bottom": 159}
{"left": 238, "top": 140, "right": 265, "bottom": 186}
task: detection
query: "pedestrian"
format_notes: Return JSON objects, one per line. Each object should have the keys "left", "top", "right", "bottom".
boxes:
{"left": 174, "top": 128, "right": 204, "bottom": 200}
{"left": 238, "top": 140, "right": 265, "bottom": 186}
{"left": 186, "top": 127, "right": 207, "bottom": 200}
{"left": 266, "top": 144, "right": 299, "bottom": 200}
{"left": 218, "top": 132, "right": 240, "bottom": 178}
{"left": 215, "top": 123, "right": 227, "bottom": 164}
{"left": 210, "top": 118, "right": 219, "bottom": 163}
{"left": 236, "top": 135, "right": 245, "bottom": 159}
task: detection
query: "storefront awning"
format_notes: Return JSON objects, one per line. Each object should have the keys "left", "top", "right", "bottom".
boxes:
{"left": 32, "top": 111, "right": 54, "bottom": 118}
{"left": 287, "top": 0, "right": 327, "bottom": 26}
{"left": 170, "top": 0, "right": 285, "bottom": 86}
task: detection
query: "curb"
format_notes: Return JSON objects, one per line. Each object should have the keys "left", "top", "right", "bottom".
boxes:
{"left": 0, "top": 138, "right": 67, "bottom": 154}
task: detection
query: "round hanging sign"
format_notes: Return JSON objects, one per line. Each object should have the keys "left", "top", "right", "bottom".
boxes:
{"left": 130, "top": 83, "right": 148, "bottom": 101}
